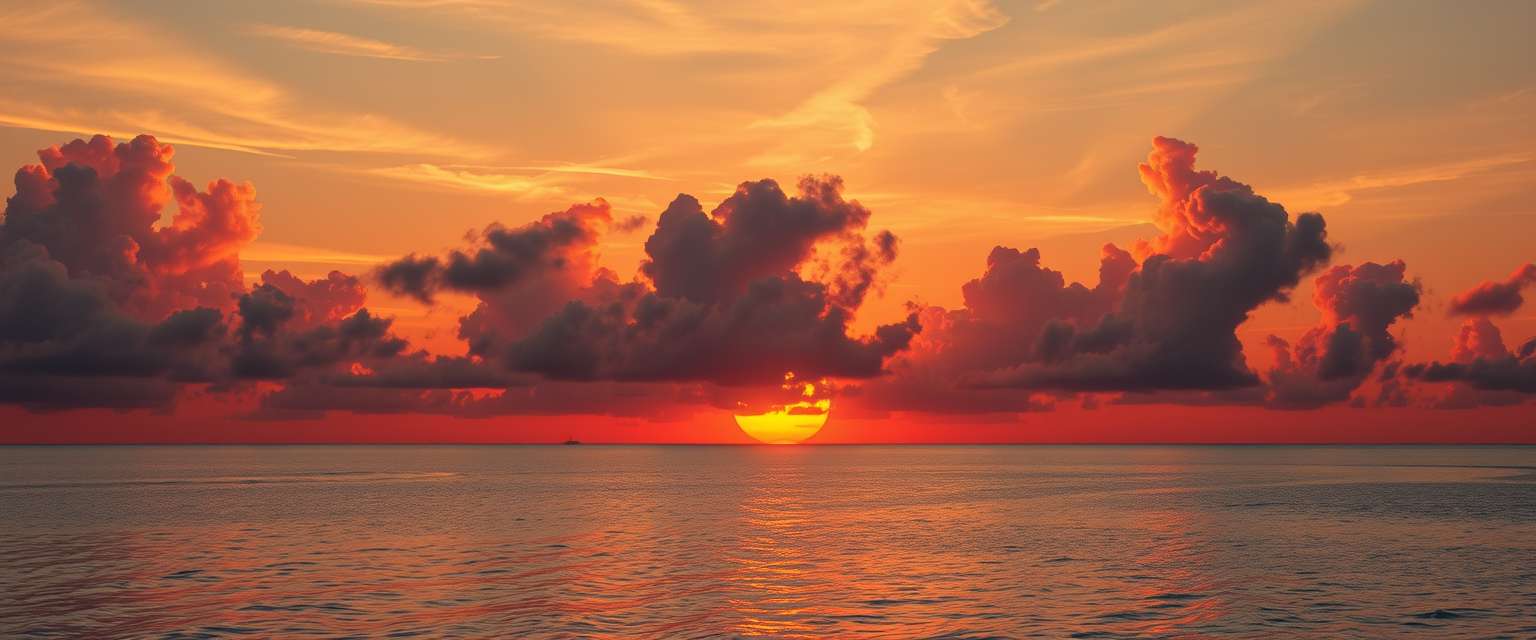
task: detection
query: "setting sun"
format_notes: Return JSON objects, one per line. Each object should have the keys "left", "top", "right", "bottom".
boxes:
{"left": 733, "top": 374, "right": 831, "bottom": 444}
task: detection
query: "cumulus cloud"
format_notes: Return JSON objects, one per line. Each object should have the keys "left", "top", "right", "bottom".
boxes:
{"left": 851, "top": 244, "right": 1127, "bottom": 413}
{"left": 9, "top": 132, "right": 1523, "bottom": 421}
{"left": 1404, "top": 348, "right": 1536, "bottom": 395}
{"left": 3, "top": 134, "right": 260, "bottom": 320}
{"left": 1447, "top": 263, "right": 1536, "bottom": 317}
{"left": 848, "top": 137, "right": 1340, "bottom": 414}
{"left": 508, "top": 178, "right": 912, "bottom": 385}
{"left": 991, "top": 141, "right": 1327, "bottom": 391}
{"left": 2, "top": 137, "right": 917, "bottom": 415}
{"left": 974, "top": 137, "right": 1331, "bottom": 392}
{"left": 1394, "top": 259, "right": 1536, "bottom": 405}
{"left": 642, "top": 177, "right": 874, "bottom": 304}
{"left": 373, "top": 175, "right": 915, "bottom": 389}
{"left": 1400, "top": 314, "right": 1536, "bottom": 402}
{"left": 505, "top": 273, "right": 920, "bottom": 385}
{"left": 376, "top": 200, "right": 615, "bottom": 357}
{"left": 1266, "top": 261, "right": 1421, "bottom": 409}
{"left": 0, "top": 134, "right": 428, "bottom": 410}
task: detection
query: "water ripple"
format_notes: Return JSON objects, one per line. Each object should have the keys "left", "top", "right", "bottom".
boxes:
{"left": 1, "top": 445, "right": 1533, "bottom": 638}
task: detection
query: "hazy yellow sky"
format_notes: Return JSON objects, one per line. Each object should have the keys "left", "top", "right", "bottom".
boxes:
{"left": 2, "top": 0, "right": 1533, "bottom": 365}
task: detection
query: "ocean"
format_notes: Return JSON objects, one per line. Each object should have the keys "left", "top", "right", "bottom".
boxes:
{"left": 1, "top": 445, "right": 1533, "bottom": 638}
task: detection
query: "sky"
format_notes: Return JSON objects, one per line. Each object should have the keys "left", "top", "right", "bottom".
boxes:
{"left": 1, "top": 0, "right": 1534, "bottom": 443}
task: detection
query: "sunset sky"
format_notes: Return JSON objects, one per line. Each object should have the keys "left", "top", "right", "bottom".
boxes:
{"left": 2, "top": 0, "right": 1534, "bottom": 443}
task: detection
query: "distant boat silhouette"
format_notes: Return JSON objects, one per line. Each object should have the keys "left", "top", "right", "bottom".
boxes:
{"left": 562, "top": 436, "right": 581, "bottom": 445}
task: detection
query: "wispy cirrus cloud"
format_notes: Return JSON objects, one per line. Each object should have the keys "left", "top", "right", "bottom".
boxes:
{"left": 371, "top": 164, "right": 565, "bottom": 197}
{"left": 368, "top": 161, "right": 672, "bottom": 196}
{"left": 509, "top": 163, "right": 672, "bottom": 181}
{"left": 241, "top": 242, "right": 393, "bottom": 267}
{"left": 246, "top": 24, "right": 498, "bottom": 62}
{"left": 1267, "top": 153, "right": 1532, "bottom": 210}
{"left": 0, "top": 2, "right": 482, "bottom": 157}
{"left": 343, "top": 0, "right": 1009, "bottom": 158}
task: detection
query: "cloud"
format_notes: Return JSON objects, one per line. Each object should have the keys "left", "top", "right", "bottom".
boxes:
{"left": 0, "top": 242, "right": 226, "bottom": 385}
{"left": 2, "top": 134, "right": 258, "bottom": 320}
{"left": 246, "top": 24, "right": 497, "bottom": 62}
{"left": 7, "top": 131, "right": 1520, "bottom": 421}
{"left": 349, "top": 0, "right": 1008, "bottom": 155}
{"left": 510, "top": 164, "right": 672, "bottom": 181}
{"left": 848, "top": 137, "right": 1339, "bottom": 412}
{"left": 256, "top": 270, "right": 367, "bottom": 328}
{"left": 240, "top": 242, "right": 391, "bottom": 267}
{"left": 231, "top": 304, "right": 407, "bottom": 380}
{"left": 0, "top": 134, "right": 431, "bottom": 410}
{"left": 366, "top": 164, "right": 567, "bottom": 197}
{"left": 1400, "top": 315, "right": 1536, "bottom": 403}
{"left": 1267, "top": 153, "right": 1531, "bottom": 210}
{"left": 981, "top": 137, "right": 1333, "bottom": 391}
{"left": 642, "top": 177, "right": 878, "bottom": 304}
{"left": 1452, "top": 317, "right": 1511, "bottom": 363}
{"left": 1395, "top": 262, "right": 1536, "bottom": 404}
{"left": 373, "top": 174, "right": 916, "bottom": 388}
{"left": 503, "top": 273, "right": 921, "bottom": 385}
{"left": 1266, "top": 261, "right": 1421, "bottom": 409}
{"left": 855, "top": 244, "right": 1129, "bottom": 412}
{"left": 374, "top": 199, "right": 616, "bottom": 359}
{"left": 508, "top": 176, "right": 913, "bottom": 385}
{"left": 1404, "top": 345, "right": 1536, "bottom": 395}
{"left": 1447, "top": 263, "right": 1536, "bottom": 317}
{"left": 0, "top": 3, "right": 477, "bottom": 157}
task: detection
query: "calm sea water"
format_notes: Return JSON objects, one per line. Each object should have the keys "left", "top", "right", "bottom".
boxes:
{"left": 1, "top": 445, "right": 1534, "bottom": 639}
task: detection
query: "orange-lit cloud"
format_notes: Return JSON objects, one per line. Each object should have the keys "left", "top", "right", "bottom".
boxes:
{"left": 1447, "top": 263, "right": 1536, "bottom": 317}
{"left": 1, "top": 129, "right": 1533, "bottom": 435}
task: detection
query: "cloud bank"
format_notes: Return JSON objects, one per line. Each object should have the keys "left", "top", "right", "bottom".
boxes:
{"left": 1, "top": 133, "right": 1531, "bottom": 422}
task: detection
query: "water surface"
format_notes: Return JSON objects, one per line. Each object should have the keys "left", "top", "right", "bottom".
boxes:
{"left": 2, "top": 445, "right": 1534, "bottom": 638}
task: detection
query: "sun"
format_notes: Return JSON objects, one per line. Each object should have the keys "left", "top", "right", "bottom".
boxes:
{"left": 733, "top": 373, "right": 831, "bottom": 444}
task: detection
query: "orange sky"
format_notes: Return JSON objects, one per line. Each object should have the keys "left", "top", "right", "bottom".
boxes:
{"left": 1, "top": 0, "right": 1533, "bottom": 443}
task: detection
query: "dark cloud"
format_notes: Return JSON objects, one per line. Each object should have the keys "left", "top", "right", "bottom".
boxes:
{"left": 850, "top": 243, "right": 1128, "bottom": 413}
{"left": 14, "top": 132, "right": 1527, "bottom": 421}
{"left": 613, "top": 214, "right": 649, "bottom": 234}
{"left": 374, "top": 200, "right": 612, "bottom": 305}
{"left": 371, "top": 175, "right": 913, "bottom": 391}
{"left": 375, "top": 254, "right": 439, "bottom": 304}
{"left": 1402, "top": 316, "right": 1536, "bottom": 399}
{"left": 235, "top": 283, "right": 295, "bottom": 343}
{"left": 1447, "top": 263, "right": 1536, "bottom": 317}
{"left": 1451, "top": 317, "right": 1511, "bottom": 363}
{"left": 488, "top": 175, "right": 913, "bottom": 386}
{"left": 1404, "top": 354, "right": 1536, "bottom": 394}
{"left": 259, "top": 269, "right": 366, "bottom": 328}
{"left": 504, "top": 274, "right": 919, "bottom": 385}
{"left": 1397, "top": 261, "right": 1536, "bottom": 406}
{"left": 330, "top": 354, "right": 513, "bottom": 389}
{"left": 376, "top": 201, "right": 623, "bottom": 357}
{"left": 641, "top": 177, "right": 876, "bottom": 305}
{"left": 0, "top": 135, "right": 437, "bottom": 411}
{"left": 1266, "top": 261, "right": 1421, "bottom": 409}
{"left": 974, "top": 137, "right": 1332, "bottom": 392}
{"left": 232, "top": 304, "right": 407, "bottom": 380}
{"left": 2, "top": 134, "right": 259, "bottom": 321}
{"left": 849, "top": 138, "right": 1336, "bottom": 413}
{"left": 0, "top": 241, "right": 226, "bottom": 405}
{"left": 0, "top": 374, "right": 179, "bottom": 411}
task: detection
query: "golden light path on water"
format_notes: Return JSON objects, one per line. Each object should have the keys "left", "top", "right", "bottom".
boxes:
{"left": 733, "top": 375, "right": 830, "bottom": 444}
